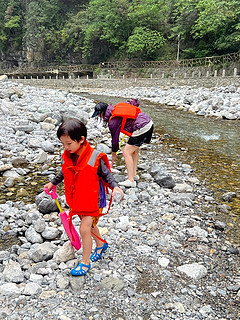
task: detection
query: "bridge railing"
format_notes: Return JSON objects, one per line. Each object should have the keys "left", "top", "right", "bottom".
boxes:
{"left": 100, "top": 51, "right": 240, "bottom": 70}
{"left": 0, "top": 64, "right": 98, "bottom": 74}
{"left": 0, "top": 51, "right": 239, "bottom": 76}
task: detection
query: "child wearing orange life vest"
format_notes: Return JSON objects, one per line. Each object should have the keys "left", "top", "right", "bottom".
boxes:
{"left": 92, "top": 99, "right": 154, "bottom": 187}
{"left": 44, "top": 118, "right": 123, "bottom": 276}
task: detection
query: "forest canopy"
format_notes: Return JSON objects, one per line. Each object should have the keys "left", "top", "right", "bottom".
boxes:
{"left": 0, "top": 0, "right": 239, "bottom": 66}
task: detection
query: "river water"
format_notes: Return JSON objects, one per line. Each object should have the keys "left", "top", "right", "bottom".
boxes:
{"left": 80, "top": 93, "right": 240, "bottom": 244}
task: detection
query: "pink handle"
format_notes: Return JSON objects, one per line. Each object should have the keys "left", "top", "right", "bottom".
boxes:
{"left": 44, "top": 185, "right": 58, "bottom": 199}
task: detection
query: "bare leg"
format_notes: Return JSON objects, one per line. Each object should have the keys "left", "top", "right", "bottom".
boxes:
{"left": 122, "top": 144, "right": 139, "bottom": 181}
{"left": 91, "top": 225, "right": 105, "bottom": 248}
{"left": 79, "top": 216, "right": 93, "bottom": 270}
{"left": 90, "top": 224, "right": 108, "bottom": 261}
{"left": 132, "top": 148, "right": 139, "bottom": 177}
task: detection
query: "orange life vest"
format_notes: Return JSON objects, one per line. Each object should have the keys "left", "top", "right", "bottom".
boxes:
{"left": 62, "top": 140, "right": 111, "bottom": 217}
{"left": 109, "top": 102, "right": 141, "bottom": 136}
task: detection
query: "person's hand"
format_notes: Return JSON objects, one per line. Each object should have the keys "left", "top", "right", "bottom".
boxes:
{"left": 112, "top": 186, "right": 124, "bottom": 201}
{"left": 44, "top": 182, "right": 54, "bottom": 192}
{"left": 111, "top": 152, "right": 117, "bottom": 164}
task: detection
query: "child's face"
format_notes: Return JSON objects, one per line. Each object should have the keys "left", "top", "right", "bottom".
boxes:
{"left": 60, "top": 135, "right": 84, "bottom": 154}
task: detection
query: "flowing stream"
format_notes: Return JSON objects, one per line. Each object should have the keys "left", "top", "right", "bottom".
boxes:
{"left": 80, "top": 93, "right": 240, "bottom": 244}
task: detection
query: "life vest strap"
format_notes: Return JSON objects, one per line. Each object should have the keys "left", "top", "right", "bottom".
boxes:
{"left": 90, "top": 231, "right": 108, "bottom": 243}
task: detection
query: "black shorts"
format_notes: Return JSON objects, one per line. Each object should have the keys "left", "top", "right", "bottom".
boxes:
{"left": 128, "top": 125, "right": 154, "bottom": 147}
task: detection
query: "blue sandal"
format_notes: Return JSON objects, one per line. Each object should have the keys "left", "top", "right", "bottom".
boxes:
{"left": 90, "top": 242, "right": 108, "bottom": 262}
{"left": 70, "top": 262, "right": 91, "bottom": 276}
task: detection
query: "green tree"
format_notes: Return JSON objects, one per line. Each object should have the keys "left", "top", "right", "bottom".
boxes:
{"left": 192, "top": 0, "right": 240, "bottom": 53}
{"left": 83, "top": 0, "right": 131, "bottom": 58}
{"left": 64, "top": 0, "right": 171, "bottom": 61}
{"left": 127, "top": 27, "right": 166, "bottom": 59}
{"left": 128, "top": 0, "right": 169, "bottom": 30}
{"left": 127, "top": 0, "right": 170, "bottom": 59}
{"left": 23, "top": 0, "right": 66, "bottom": 64}
{"left": 172, "top": 0, "right": 240, "bottom": 57}
{"left": 0, "top": 1, "right": 10, "bottom": 49}
{"left": 0, "top": 0, "right": 24, "bottom": 52}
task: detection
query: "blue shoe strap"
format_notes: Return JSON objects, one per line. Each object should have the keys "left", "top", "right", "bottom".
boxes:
{"left": 74, "top": 263, "right": 90, "bottom": 270}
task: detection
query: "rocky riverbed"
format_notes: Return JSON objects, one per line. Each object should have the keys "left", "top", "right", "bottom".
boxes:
{"left": 82, "top": 80, "right": 240, "bottom": 120}
{"left": 0, "top": 77, "right": 239, "bottom": 320}
{"left": 15, "top": 77, "right": 240, "bottom": 120}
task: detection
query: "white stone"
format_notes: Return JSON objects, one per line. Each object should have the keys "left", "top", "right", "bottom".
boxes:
{"left": 136, "top": 245, "right": 154, "bottom": 254}
{"left": 3, "top": 260, "right": 24, "bottom": 283}
{"left": 23, "top": 283, "right": 42, "bottom": 296}
{"left": 173, "top": 183, "right": 193, "bottom": 192}
{"left": 177, "top": 263, "right": 207, "bottom": 279}
{"left": 158, "top": 257, "right": 170, "bottom": 267}
{"left": 53, "top": 241, "right": 75, "bottom": 263}
{"left": 187, "top": 226, "right": 208, "bottom": 238}
{"left": 0, "top": 283, "right": 21, "bottom": 296}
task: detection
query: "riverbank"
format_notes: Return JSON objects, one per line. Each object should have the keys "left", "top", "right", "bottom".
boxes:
{"left": 15, "top": 76, "right": 240, "bottom": 120}
{"left": 0, "top": 78, "right": 239, "bottom": 319}
{"left": 13, "top": 75, "right": 240, "bottom": 91}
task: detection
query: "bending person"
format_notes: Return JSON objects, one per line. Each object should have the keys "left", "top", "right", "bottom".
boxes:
{"left": 92, "top": 99, "right": 154, "bottom": 187}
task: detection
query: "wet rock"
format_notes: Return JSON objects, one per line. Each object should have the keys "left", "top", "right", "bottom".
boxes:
{"left": 0, "top": 164, "right": 13, "bottom": 172}
{"left": 218, "top": 204, "right": 231, "bottom": 213}
{"left": 214, "top": 220, "right": 226, "bottom": 231}
{"left": 4, "top": 177, "right": 15, "bottom": 187}
{"left": 222, "top": 191, "right": 237, "bottom": 201}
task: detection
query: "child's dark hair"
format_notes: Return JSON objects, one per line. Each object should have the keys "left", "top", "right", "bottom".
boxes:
{"left": 57, "top": 118, "right": 87, "bottom": 141}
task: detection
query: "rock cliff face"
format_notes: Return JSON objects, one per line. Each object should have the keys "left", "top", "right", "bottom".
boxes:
{"left": 0, "top": 49, "right": 28, "bottom": 69}
{"left": 0, "top": 38, "right": 109, "bottom": 68}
